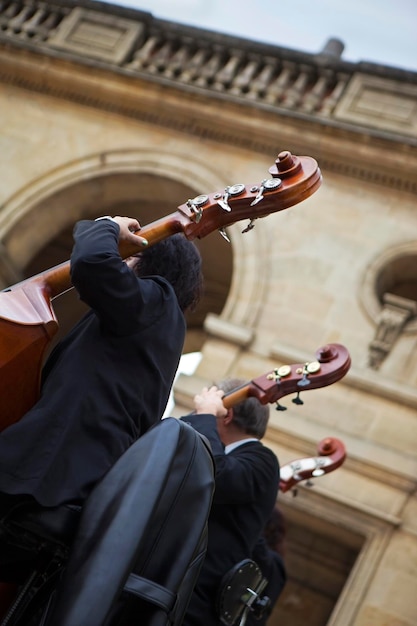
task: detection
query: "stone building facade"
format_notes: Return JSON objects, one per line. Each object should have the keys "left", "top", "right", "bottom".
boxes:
{"left": 0, "top": 1, "right": 416, "bottom": 625}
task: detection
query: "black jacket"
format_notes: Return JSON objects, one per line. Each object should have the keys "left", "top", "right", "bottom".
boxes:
{"left": 0, "top": 220, "right": 185, "bottom": 506}
{"left": 182, "top": 414, "right": 280, "bottom": 626}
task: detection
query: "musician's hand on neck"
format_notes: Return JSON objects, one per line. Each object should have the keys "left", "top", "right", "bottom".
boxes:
{"left": 110, "top": 216, "right": 148, "bottom": 248}
{"left": 193, "top": 386, "right": 227, "bottom": 419}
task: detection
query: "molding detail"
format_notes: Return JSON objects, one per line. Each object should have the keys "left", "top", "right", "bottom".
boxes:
{"left": 334, "top": 73, "right": 417, "bottom": 136}
{"left": 48, "top": 7, "right": 144, "bottom": 64}
{"left": 204, "top": 313, "right": 254, "bottom": 347}
{"left": 0, "top": 1, "right": 416, "bottom": 144}
{"left": 1, "top": 2, "right": 417, "bottom": 194}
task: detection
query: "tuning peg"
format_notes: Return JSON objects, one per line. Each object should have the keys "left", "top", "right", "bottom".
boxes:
{"left": 250, "top": 178, "right": 282, "bottom": 206}
{"left": 242, "top": 219, "right": 256, "bottom": 234}
{"left": 187, "top": 204, "right": 203, "bottom": 223}
{"left": 292, "top": 392, "right": 304, "bottom": 405}
{"left": 250, "top": 181, "right": 265, "bottom": 206}
{"left": 217, "top": 196, "right": 231, "bottom": 212}
{"left": 296, "top": 361, "right": 319, "bottom": 388}
{"left": 217, "top": 183, "right": 246, "bottom": 212}
{"left": 297, "top": 375, "right": 311, "bottom": 388}
{"left": 186, "top": 194, "right": 208, "bottom": 223}
{"left": 312, "top": 459, "right": 326, "bottom": 477}
{"left": 219, "top": 228, "right": 231, "bottom": 243}
{"left": 275, "top": 402, "right": 287, "bottom": 411}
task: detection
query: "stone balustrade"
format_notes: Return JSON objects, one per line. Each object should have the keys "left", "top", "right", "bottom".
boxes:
{"left": 0, "top": 0, "right": 353, "bottom": 116}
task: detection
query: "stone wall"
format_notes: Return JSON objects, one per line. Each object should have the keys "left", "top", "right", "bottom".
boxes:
{"left": 0, "top": 1, "right": 416, "bottom": 624}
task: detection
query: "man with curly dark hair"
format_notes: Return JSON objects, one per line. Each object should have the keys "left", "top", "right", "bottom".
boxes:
{"left": 0, "top": 216, "right": 203, "bottom": 509}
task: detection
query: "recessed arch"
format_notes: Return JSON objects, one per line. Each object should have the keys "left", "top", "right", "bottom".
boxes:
{"left": 360, "top": 241, "right": 417, "bottom": 334}
{"left": 0, "top": 147, "right": 232, "bottom": 267}
{"left": 0, "top": 148, "right": 271, "bottom": 350}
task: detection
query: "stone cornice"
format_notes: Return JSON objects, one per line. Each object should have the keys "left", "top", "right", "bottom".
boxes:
{"left": 1, "top": 0, "right": 416, "bottom": 193}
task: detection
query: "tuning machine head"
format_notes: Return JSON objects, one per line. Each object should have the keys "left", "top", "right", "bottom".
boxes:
{"left": 250, "top": 178, "right": 282, "bottom": 206}
{"left": 186, "top": 194, "right": 209, "bottom": 222}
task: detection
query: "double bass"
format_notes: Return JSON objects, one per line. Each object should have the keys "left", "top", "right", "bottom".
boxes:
{"left": 221, "top": 343, "right": 351, "bottom": 411}
{"left": 0, "top": 150, "right": 321, "bottom": 430}
{"left": 220, "top": 346, "right": 350, "bottom": 489}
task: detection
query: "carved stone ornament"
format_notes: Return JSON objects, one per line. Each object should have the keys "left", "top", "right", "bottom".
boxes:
{"left": 48, "top": 7, "right": 144, "bottom": 65}
{"left": 368, "top": 292, "right": 417, "bottom": 369}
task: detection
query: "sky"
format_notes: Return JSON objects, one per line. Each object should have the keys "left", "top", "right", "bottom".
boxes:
{"left": 102, "top": 0, "right": 417, "bottom": 73}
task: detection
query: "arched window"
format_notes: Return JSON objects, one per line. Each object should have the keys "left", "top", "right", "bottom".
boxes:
{"left": 360, "top": 244, "right": 417, "bottom": 369}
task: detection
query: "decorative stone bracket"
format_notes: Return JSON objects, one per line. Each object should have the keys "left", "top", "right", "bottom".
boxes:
{"left": 368, "top": 293, "right": 417, "bottom": 369}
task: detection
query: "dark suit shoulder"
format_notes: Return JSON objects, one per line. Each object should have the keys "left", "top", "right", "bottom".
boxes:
{"left": 230, "top": 441, "right": 279, "bottom": 472}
